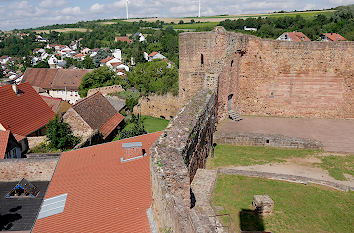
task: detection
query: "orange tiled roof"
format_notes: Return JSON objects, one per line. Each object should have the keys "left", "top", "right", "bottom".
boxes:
{"left": 148, "top": 51, "right": 158, "bottom": 57}
{"left": 286, "top": 32, "right": 311, "bottom": 42}
{"left": 0, "top": 83, "right": 55, "bottom": 138}
{"left": 32, "top": 131, "right": 162, "bottom": 233}
{"left": 322, "top": 33, "right": 346, "bottom": 42}
{"left": 100, "top": 112, "right": 125, "bottom": 139}
{"left": 100, "top": 56, "right": 114, "bottom": 64}
{"left": 0, "top": 130, "right": 10, "bottom": 159}
{"left": 115, "top": 36, "right": 131, "bottom": 43}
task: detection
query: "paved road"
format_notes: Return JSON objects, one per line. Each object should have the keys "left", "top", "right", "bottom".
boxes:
{"left": 216, "top": 117, "right": 354, "bottom": 153}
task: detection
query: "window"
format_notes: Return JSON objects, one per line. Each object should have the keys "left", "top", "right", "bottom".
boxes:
{"left": 231, "top": 60, "right": 234, "bottom": 67}
{"left": 201, "top": 54, "right": 204, "bottom": 65}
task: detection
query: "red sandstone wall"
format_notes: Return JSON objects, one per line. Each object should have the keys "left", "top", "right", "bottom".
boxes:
{"left": 179, "top": 27, "right": 354, "bottom": 119}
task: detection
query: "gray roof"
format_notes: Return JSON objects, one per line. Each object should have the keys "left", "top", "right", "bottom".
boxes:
{"left": 104, "top": 95, "right": 126, "bottom": 112}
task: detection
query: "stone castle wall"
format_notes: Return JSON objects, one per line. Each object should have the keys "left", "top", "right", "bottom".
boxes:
{"left": 179, "top": 27, "right": 354, "bottom": 119}
{"left": 133, "top": 93, "right": 179, "bottom": 120}
{"left": 0, "top": 158, "right": 58, "bottom": 182}
{"left": 87, "top": 85, "right": 124, "bottom": 96}
{"left": 150, "top": 89, "right": 218, "bottom": 232}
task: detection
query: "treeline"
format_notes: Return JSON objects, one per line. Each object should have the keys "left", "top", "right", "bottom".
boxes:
{"left": 219, "top": 5, "right": 354, "bottom": 40}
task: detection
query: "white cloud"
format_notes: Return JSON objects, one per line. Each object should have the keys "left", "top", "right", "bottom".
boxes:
{"left": 39, "top": 0, "right": 67, "bottom": 8}
{"left": 61, "top": 6, "right": 81, "bottom": 15}
{"left": 90, "top": 3, "right": 105, "bottom": 12}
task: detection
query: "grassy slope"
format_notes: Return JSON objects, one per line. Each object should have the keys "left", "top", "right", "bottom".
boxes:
{"left": 213, "top": 175, "right": 354, "bottom": 233}
{"left": 207, "top": 144, "right": 317, "bottom": 169}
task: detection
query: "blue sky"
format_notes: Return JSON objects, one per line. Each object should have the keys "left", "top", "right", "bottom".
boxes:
{"left": 0, "top": 0, "right": 353, "bottom": 30}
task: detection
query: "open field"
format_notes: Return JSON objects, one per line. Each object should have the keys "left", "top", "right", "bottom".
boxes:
{"left": 124, "top": 10, "right": 335, "bottom": 24}
{"left": 213, "top": 175, "right": 354, "bottom": 233}
{"left": 33, "top": 28, "right": 91, "bottom": 33}
{"left": 168, "top": 22, "right": 219, "bottom": 30}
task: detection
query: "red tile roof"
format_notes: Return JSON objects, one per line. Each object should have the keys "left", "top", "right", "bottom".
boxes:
{"left": 100, "top": 112, "right": 125, "bottom": 139}
{"left": 322, "top": 33, "right": 347, "bottom": 42}
{"left": 22, "top": 68, "right": 92, "bottom": 91}
{"left": 100, "top": 56, "right": 114, "bottom": 64}
{"left": 32, "top": 132, "right": 162, "bottom": 233}
{"left": 286, "top": 32, "right": 311, "bottom": 42}
{"left": 0, "top": 130, "right": 10, "bottom": 159}
{"left": 148, "top": 51, "right": 158, "bottom": 57}
{"left": 115, "top": 36, "right": 131, "bottom": 43}
{"left": 0, "top": 83, "right": 55, "bottom": 138}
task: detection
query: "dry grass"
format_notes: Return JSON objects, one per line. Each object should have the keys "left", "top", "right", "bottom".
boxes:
{"left": 33, "top": 28, "right": 91, "bottom": 33}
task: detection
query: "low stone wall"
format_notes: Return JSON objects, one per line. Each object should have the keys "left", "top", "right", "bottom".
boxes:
{"left": 218, "top": 168, "right": 353, "bottom": 192}
{"left": 87, "top": 85, "right": 124, "bottom": 96}
{"left": 28, "top": 136, "right": 47, "bottom": 149}
{"left": 134, "top": 93, "right": 179, "bottom": 120}
{"left": 150, "top": 89, "right": 218, "bottom": 232}
{"left": 214, "top": 132, "right": 323, "bottom": 149}
{"left": 0, "top": 158, "right": 58, "bottom": 182}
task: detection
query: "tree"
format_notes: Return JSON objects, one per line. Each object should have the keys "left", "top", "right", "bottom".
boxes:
{"left": 33, "top": 61, "right": 50, "bottom": 68}
{"left": 78, "top": 66, "right": 127, "bottom": 97}
{"left": 0, "top": 66, "right": 5, "bottom": 80}
{"left": 127, "top": 60, "right": 178, "bottom": 96}
{"left": 82, "top": 55, "right": 95, "bottom": 69}
{"left": 46, "top": 115, "right": 80, "bottom": 150}
{"left": 115, "top": 115, "right": 146, "bottom": 140}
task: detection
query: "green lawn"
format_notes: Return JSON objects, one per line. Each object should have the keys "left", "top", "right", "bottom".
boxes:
{"left": 213, "top": 175, "right": 354, "bottom": 233}
{"left": 316, "top": 155, "right": 354, "bottom": 181}
{"left": 141, "top": 116, "right": 169, "bottom": 133}
{"left": 207, "top": 144, "right": 317, "bottom": 169}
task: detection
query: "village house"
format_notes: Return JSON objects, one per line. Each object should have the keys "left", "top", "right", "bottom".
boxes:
{"left": 321, "top": 33, "right": 347, "bottom": 42}
{"left": 147, "top": 51, "right": 166, "bottom": 61}
{"left": 32, "top": 132, "right": 161, "bottom": 232}
{"left": 73, "top": 53, "right": 85, "bottom": 61}
{"left": 41, "top": 96, "right": 72, "bottom": 115}
{"left": 133, "top": 32, "right": 146, "bottom": 42}
{"left": 100, "top": 56, "right": 121, "bottom": 67}
{"left": 112, "top": 48, "right": 122, "bottom": 60}
{"left": 48, "top": 55, "right": 58, "bottom": 68}
{"left": 115, "top": 36, "right": 131, "bottom": 43}
{"left": 0, "top": 130, "right": 22, "bottom": 159}
{"left": 0, "top": 55, "right": 10, "bottom": 65}
{"left": 22, "top": 68, "right": 92, "bottom": 104}
{"left": 63, "top": 92, "right": 125, "bottom": 140}
{"left": 0, "top": 82, "right": 55, "bottom": 154}
{"left": 277, "top": 32, "right": 311, "bottom": 42}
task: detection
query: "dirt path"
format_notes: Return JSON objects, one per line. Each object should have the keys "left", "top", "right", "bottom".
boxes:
{"left": 226, "top": 157, "right": 354, "bottom": 188}
{"left": 216, "top": 117, "right": 354, "bottom": 153}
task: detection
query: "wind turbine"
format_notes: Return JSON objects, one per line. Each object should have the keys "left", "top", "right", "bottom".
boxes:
{"left": 198, "top": 0, "right": 201, "bottom": 18}
{"left": 193, "top": 0, "right": 201, "bottom": 17}
{"left": 126, "top": 0, "right": 129, "bottom": 20}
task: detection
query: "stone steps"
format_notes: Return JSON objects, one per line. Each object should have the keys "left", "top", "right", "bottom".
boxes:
{"left": 228, "top": 110, "right": 243, "bottom": 121}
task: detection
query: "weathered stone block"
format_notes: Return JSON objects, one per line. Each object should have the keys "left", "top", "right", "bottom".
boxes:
{"left": 252, "top": 195, "right": 274, "bottom": 216}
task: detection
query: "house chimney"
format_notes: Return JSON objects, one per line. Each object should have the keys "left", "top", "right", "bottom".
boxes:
{"left": 12, "top": 83, "right": 18, "bottom": 95}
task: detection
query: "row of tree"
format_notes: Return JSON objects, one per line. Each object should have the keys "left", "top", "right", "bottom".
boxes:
{"left": 219, "top": 5, "right": 354, "bottom": 40}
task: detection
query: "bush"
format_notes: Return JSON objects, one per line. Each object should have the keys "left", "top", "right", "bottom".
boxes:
{"left": 46, "top": 115, "right": 80, "bottom": 150}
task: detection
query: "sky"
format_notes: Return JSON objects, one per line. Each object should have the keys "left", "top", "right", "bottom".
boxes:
{"left": 0, "top": 0, "right": 353, "bottom": 30}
